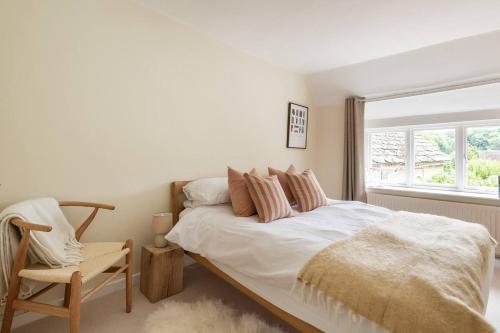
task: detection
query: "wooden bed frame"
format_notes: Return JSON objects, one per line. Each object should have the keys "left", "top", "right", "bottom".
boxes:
{"left": 170, "top": 181, "right": 322, "bottom": 333}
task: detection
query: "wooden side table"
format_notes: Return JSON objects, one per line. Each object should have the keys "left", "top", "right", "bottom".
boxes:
{"left": 140, "top": 243, "right": 184, "bottom": 303}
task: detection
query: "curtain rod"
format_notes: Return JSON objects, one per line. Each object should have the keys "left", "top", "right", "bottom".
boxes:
{"left": 359, "top": 76, "right": 500, "bottom": 103}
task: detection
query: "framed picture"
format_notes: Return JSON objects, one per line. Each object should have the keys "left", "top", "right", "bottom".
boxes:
{"left": 287, "top": 102, "right": 308, "bottom": 149}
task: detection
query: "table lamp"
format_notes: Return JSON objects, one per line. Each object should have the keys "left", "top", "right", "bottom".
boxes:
{"left": 152, "top": 212, "right": 173, "bottom": 248}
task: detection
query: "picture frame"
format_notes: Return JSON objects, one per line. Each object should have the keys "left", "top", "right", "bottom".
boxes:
{"left": 286, "top": 102, "right": 308, "bottom": 149}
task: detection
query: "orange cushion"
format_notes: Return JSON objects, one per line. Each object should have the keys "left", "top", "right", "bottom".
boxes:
{"left": 268, "top": 164, "right": 297, "bottom": 204}
{"left": 286, "top": 169, "right": 327, "bottom": 212}
{"left": 244, "top": 173, "right": 292, "bottom": 223}
{"left": 228, "top": 167, "right": 258, "bottom": 216}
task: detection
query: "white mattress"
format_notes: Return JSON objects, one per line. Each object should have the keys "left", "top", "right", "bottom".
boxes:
{"left": 166, "top": 200, "right": 495, "bottom": 332}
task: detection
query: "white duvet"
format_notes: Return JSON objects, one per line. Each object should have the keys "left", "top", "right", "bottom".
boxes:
{"left": 166, "top": 199, "right": 391, "bottom": 289}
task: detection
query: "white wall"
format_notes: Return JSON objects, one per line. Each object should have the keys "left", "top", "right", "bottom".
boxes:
{"left": 0, "top": 0, "right": 317, "bottom": 275}
{"left": 313, "top": 104, "right": 345, "bottom": 199}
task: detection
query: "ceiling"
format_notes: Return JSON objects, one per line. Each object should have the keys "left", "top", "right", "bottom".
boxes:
{"left": 366, "top": 82, "right": 500, "bottom": 120}
{"left": 307, "top": 30, "right": 500, "bottom": 106}
{"left": 136, "top": 0, "right": 500, "bottom": 74}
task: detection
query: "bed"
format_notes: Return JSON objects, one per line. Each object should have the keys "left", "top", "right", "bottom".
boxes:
{"left": 167, "top": 181, "right": 496, "bottom": 333}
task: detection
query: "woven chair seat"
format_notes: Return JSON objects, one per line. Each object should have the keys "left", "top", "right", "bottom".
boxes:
{"left": 19, "top": 242, "right": 128, "bottom": 284}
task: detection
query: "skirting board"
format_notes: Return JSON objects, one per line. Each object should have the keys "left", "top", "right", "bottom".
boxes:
{"left": 5, "top": 272, "right": 140, "bottom": 330}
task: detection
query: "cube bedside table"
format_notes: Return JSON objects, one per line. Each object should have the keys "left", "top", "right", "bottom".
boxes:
{"left": 140, "top": 243, "right": 183, "bottom": 303}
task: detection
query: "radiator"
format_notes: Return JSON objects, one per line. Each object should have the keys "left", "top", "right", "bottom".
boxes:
{"left": 368, "top": 192, "right": 500, "bottom": 256}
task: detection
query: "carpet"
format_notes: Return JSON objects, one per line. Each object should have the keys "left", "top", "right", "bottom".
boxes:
{"left": 144, "top": 298, "right": 285, "bottom": 333}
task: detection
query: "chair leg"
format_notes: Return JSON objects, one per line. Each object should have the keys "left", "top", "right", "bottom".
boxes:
{"left": 1, "top": 276, "right": 22, "bottom": 333}
{"left": 64, "top": 283, "right": 71, "bottom": 307}
{"left": 69, "top": 272, "right": 81, "bottom": 333}
{"left": 125, "top": 239, "right": 133, "bottom": 313}
{"left": 2, "top": 228, "right": 32, "bottom": 333}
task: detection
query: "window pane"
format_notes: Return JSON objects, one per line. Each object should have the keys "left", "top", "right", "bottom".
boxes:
{"left": 367, "top": 131, "right": 406, "bottom": 185}
{"left": 466, "top": 126, "right": 500, "bottom": 190}
{"left": 414, "top": 129, "right": 455, "bottom": 185}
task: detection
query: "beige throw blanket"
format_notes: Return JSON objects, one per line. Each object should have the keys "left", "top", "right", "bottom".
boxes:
{"left": 296, "top": 211, "right": 497, "bottom": 333}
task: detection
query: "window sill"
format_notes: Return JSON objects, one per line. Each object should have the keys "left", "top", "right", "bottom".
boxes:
{"left": 366, "top": 186, "right": 500, "bottom": 207}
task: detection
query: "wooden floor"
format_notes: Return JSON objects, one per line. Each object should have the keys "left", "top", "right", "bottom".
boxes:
{"left": 11, "top": 262, "right": 500, "bottom": 333}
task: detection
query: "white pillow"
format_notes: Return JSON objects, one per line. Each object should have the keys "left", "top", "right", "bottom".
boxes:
{"left": 182, "top": 177, "right": 230, "bottom": 207}
{"left": 183, "top": 200, "right": 226, "bottom": 209}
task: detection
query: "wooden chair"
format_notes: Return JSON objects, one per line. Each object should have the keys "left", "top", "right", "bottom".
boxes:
{"left": 1, "top": 201, "right": 133, "bottom": 333}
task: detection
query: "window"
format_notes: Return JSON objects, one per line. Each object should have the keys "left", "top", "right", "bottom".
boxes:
{"left": 366, "top": 122, "right": 500, "bottom": 194}
{"left": 367, "top": 131, "right": 406, "bottom": 185}
{"left": 414, "top": 129, "right": 455, "bottom": 186}
{"left": 466, "top": 126, "right": 500, "bottom": 191}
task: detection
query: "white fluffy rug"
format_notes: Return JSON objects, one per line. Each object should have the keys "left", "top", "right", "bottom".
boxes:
{"left": 144, "top": 299, "right": 285, "bottom": 333}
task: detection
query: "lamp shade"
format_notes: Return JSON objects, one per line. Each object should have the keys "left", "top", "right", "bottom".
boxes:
{"left": 152, "top": 212, "right": 173, "bottom": 234}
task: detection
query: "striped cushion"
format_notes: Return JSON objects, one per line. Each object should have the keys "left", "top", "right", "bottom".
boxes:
{"left": 244, "top": 173, "right": 292, "bottom": 223}
{"left": 286, "top": 169, "right": 327, "bottom": 212}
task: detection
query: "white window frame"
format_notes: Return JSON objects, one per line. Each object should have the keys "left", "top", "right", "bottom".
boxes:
{"left": 366, "top": 119, "right": 500, "bottom": 195}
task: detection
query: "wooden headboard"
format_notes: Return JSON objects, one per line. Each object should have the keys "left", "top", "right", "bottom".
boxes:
{"left": 171, "top": 181, "right": 191, "bottom": 224}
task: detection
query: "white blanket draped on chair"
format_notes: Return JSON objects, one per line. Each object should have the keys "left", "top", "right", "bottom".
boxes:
{"left": 0, "top": 197, "right": 83, "bottom": 304}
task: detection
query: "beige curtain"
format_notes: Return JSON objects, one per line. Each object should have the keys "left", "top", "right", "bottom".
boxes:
{"left": 342, "top": 97, "right": 367, "bottom": 202}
